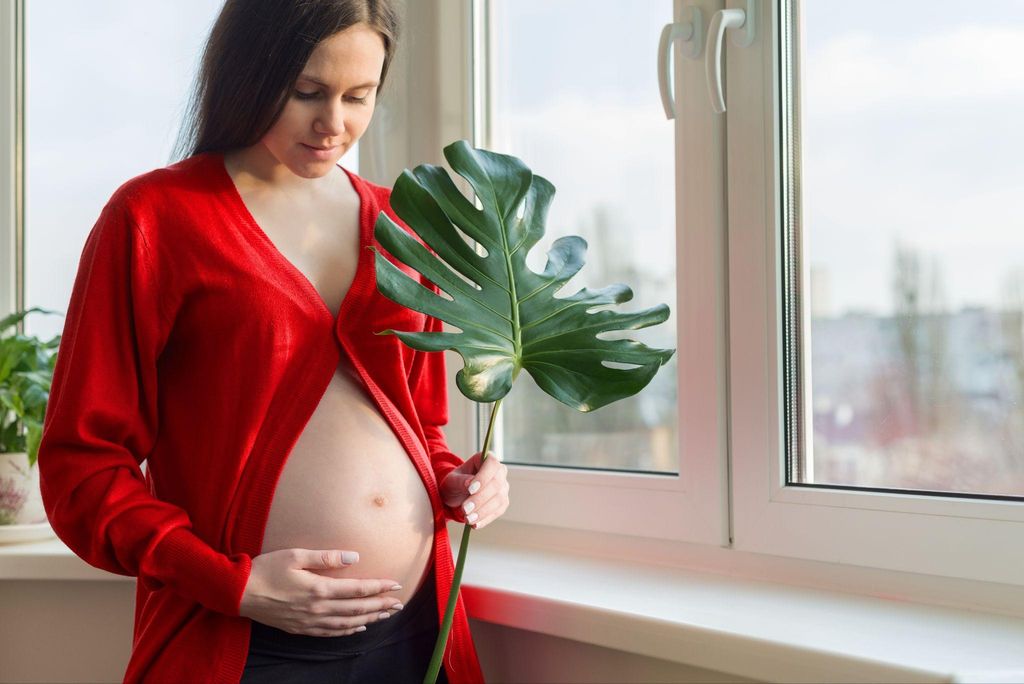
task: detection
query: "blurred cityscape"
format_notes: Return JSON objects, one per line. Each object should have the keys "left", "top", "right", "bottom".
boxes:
{"left": 505, "top": 229, "right": 1024, "bottom": 500}
{"left": 503, "top": 202, "right": 679, "bottom": 475}
{"left": 809, "top": 243, "right": 1024, "bottom": 497}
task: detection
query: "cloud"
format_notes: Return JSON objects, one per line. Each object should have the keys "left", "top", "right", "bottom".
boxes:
{"left": 804, "top": 26, "right": 1024, "bottom": 115}
{"left": 493, "top": 93, "right": 677, "bottom": 281}
{"left": 802, "top": 24, "right": 1024, "bottom": 315}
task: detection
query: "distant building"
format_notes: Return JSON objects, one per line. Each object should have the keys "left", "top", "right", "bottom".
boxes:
{"left": 810, "top": 265, "right": 831, "bottom": 319}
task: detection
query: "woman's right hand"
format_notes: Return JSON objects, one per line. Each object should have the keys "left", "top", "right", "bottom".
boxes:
{"left": 239, "top": 548, "right": 405, "bottom": 636}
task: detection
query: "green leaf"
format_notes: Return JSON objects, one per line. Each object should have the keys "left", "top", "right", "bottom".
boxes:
{"left": 0, "top": 306, "right": 63, "bottom": 337}
{"left": 371, "top": 139, "right": 675, "bottom": 412}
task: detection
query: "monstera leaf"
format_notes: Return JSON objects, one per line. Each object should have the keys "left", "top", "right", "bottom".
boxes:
{"left": 370, "top": 139, "right": 675, "bottom": 411}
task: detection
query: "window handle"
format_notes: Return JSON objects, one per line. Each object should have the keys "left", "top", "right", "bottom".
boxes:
{"left": 657, "top": 6, "right": 704, "bottom": 120}
{"left": 706, "top": 1, "right": 756, "bottom": 114}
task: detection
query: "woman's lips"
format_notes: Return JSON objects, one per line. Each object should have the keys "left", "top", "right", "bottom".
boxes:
{"left": 301, "top": 143, "right": 338, "bottom": 159}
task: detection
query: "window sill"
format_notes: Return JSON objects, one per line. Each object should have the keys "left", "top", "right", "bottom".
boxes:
{"left": 0, "top": 530, "right": 121, "bottom": 581}
{"left": 448, "top": 523, "right": 1024, "bottom": 684}
{"left": 5, "top": 526, "right": 1024, "bottom": 683}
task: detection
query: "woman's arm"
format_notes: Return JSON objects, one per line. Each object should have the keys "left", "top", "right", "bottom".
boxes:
{"left": 37, "top": 195, "right": 251, "bottom": 617}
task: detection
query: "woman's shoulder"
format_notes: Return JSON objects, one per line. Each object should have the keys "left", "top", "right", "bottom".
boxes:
{"left": 104, "top": 152, "right": 224, "bottom": 219}
{"left": 347, "top": 169, "right": 392, "bottom": 206}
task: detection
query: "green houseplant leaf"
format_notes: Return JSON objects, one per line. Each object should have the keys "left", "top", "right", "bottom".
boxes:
{"left": 369, "top": 140, "right": 675, "bottom": 683}
{"left": 0, "top": 307, "right": 62, "bottom": 469}
{"left": 371, "top": 139, "right": 675, "bottom": 410}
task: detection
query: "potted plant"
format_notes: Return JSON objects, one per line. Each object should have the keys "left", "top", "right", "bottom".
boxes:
{"left": 0, "top": 307, "right": 61, "bottom": 530}
{"left": 371, "top": 140, "right": 676, "bottom": 683}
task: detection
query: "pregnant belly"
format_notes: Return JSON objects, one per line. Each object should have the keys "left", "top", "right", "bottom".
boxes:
{"left": 259, "top": 360, "right": 435, "bottom": 607}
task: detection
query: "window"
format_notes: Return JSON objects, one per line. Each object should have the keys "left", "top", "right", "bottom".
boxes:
{"left": 10, "top": 0, "right": 1022, "bottom": 595}
{"left": 486, "top": 0, "right": 679, "bottom": 475}
{"left": 25, "top": 0, "right": 223, "bottom": 341}
{"left": 22, "top": 0, "right": 361, "bottom": 343}
{"left": 791, "top": 0, "right": 1024, "bottom": 499}
{"left": 473, "top": 0, "right": 1024, "bottom": 587}
{"left": 478, "top": 0, "right": 728, "bottom": 545}
{"left": 728, "top": 0, "right": 1024, "bottom": 584}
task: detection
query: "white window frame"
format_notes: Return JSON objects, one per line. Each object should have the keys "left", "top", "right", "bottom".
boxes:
{"left": 0, "top": 0, "right": 23, "bottom": 326}
{"left": 459, "top": 0, "right": 731, "bottom": 547}
{"left": 726, "top": 0, "right": 1024, "bottom": 586}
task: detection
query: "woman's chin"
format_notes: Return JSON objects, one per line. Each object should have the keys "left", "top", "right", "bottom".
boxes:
{"left": 287, "top": 159, "right": 338, "bottom": 178}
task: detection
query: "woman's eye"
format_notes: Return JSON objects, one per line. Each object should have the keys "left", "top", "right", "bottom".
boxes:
{"left": 294, "top": 90, "right": 367, "bottom": 104}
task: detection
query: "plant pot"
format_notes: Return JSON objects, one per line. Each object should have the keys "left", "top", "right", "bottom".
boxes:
{"left": 0, "top": 451, "right": 48, "bottom": 525}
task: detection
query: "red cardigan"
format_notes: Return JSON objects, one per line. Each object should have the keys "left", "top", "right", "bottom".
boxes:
{"left": 37, "top": 150, "right": 485, "bottom": 683}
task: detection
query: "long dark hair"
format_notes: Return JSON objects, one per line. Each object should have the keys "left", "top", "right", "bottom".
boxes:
{"left": 169, "top": 0, "right": 400, "bottom": 164}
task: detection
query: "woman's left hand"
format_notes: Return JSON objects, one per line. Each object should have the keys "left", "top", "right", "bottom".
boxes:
{"left": 439, "top": 450, "right": 510, "bottom": 530}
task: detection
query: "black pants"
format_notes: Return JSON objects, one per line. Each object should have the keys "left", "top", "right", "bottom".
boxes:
{"left": 241, "top": 563, "right": 450, "bottom": 684}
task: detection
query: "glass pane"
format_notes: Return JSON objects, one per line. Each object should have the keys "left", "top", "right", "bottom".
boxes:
{"left": 26, "top": 0, "right": 360, "bottom": 342}
{"left": 488, "top": 0, "right": 678, "bottom": 473}
{"left": 27, "top": 0, "right": 221, "bottom": 340}
{"left": 788, "top": 0, "right": 1024, "bottom": 497}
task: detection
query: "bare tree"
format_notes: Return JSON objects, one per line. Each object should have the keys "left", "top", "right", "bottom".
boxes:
{"left": 998, "top": 268, "right": 1024, "bottom": 473}
{"left": 890, "top": 241, "right": 953, "bottom": 438}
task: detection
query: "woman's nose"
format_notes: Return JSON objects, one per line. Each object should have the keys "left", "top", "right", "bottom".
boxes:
{"left": 314, "top": 100, "right": 346, "bottom": 136}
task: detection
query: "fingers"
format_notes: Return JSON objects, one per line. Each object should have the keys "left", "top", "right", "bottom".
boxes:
{"left": 441, "top": 449, "right": 501, "bottom": 509}
{"left": 246, "top": 550, "right": 415, "bottom": 638}
{"left": 308, "top": 577, "right": 403, "bottom": 601}
{"left": 293, "top": 548, "right": 360, "bottom": 570}
{"left": 439, "top": 471, "right": 474, "bottom": 507}
{"left": 316, "top": 595, "right": 404, "bottom": 618}
{"left": 307, "top": 595, "right": 406, "bottom": 634}
{"left": 300, "top": 605, "right": 400, "bottom": 637}
{"left": 293, "top": 579, "right": 407, "bottom": 637}
{"left": 465, "top": 451, "right": 504, "bottom": 493}
{"left": 468, "top": 477, "right": 511, "bottom": 530}
{"left": 461, "top": 461, "right": 510, "bottom": 530}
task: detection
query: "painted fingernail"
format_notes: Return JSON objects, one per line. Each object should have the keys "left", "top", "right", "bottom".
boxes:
{"left": 392, "top": 603, "right": 404, "bottom": 611}
{"left": 379, "top": 612, "right": 391, "bottom": 619}
{"left": 356, "top": 626, "right": 367, "bottom": 632}
{"left": 467, "top": 512, "right": 478, "bottom": 524}
{"left": 463, "top": 501, "right": 476, "bottom": 515}
{"left": 468, "top": 481, "right": 481, "bottom": 495}
{"left": 390, "top": 584, "right": 402, "bottom": 591}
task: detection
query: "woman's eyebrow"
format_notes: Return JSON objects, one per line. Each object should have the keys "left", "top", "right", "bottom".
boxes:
{"left": 298, "top": 74, "right": 379, "bottom": 89}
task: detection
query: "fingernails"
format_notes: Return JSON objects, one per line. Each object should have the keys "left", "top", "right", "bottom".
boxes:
{"left": 391, "top": 584, "right": 402, "bottom": 591}
{"left": 342, "top": 551, "right": 359, "bottom": 564}
{"left": 463, "top": 500, "right": 476, "bottom": 514}
{"left": 468, "top": 481, "right": 481, "bottom": 495}
{"left": 467, "top": 512, "right": 478, "bottom": 524}
{"left": 379, "top": 612, "right": 391, "bottom": 619}
{"left": 355, "top": 626, "right": 367, "bottom": 632}
{"left": 392, "top": 603, "right": 404, "bottom": 611}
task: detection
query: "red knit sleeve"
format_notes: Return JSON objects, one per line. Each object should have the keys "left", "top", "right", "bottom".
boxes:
{"left": 37, "top": 195, "right": 252, "bottom": 617}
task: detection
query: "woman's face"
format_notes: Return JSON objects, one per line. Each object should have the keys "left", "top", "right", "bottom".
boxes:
{"left": 259, "top": 22, "right": 386, "bottom": 178}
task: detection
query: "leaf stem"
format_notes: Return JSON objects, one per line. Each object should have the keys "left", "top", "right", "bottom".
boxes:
{"left": 423, "top": 397, "right": 503, "bottom": 684}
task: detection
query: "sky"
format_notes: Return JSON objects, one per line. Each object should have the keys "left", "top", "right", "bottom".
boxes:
{"left": 490, "top": 0, "right": 1024, "bottom": 319}
{"left": 27, "top": 0, "right": 229, "bottom": 340}
{"left": 488, "top": 0, "right": 676, "bottom": 340}
{"left": 25, "top": 0, "right": 1024, "bottom": 344}
{"left": 801, "top": 0, "right": 1024, "bottom": 316}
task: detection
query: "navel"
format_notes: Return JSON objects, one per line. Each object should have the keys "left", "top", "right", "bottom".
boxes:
{"left": 372, "top": 494, "right": 388, "bottom": 508}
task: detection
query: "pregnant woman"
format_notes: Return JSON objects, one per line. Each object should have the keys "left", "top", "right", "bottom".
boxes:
{"left": 36, "top": 1, "right": 509, "bottom": 682}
